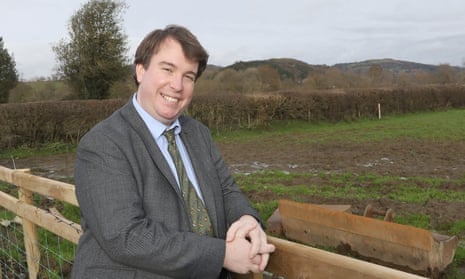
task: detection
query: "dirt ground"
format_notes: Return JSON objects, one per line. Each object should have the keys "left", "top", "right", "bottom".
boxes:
{"left": 1, "top": 136, "right": 465, "bottom": 276}
{"left": 2, "top": 137, "right": 464, "bottom": 231}
{"left": 223, "top": 137, "right": 465, "bottom": 221}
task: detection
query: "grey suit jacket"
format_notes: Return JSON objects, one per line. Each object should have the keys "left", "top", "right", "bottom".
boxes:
{"left": 71, "top": 100, "right": 260, "bottom": 279}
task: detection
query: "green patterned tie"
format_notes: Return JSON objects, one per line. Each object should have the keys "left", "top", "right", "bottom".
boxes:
{"left": 164, "top": 128, "right": 213, "bottom": 236}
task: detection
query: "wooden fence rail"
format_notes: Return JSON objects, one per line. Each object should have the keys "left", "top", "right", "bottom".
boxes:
{"left": 0, "top": 166, "right": 426, "bottom": 279}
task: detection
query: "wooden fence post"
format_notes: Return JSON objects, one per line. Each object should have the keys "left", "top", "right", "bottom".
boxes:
{"left": 18, "top": 187, "right": 41, "bottom": 279}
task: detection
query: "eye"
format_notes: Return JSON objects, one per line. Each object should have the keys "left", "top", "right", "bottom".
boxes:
{"left": 162, "top": 67, "right": 173, "bottom": 73}
{"left": 184, "top": 74, "right": 196, "bottom": 82}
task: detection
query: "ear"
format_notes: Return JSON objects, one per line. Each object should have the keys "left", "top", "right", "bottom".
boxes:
{"left": 135, "top": 64, "right": 145, "bottom": 84}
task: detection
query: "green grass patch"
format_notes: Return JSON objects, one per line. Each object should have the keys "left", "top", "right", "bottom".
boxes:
{"left": 454, "top": 246, "right": 465, "bottom": 266}
{"left": 0, "top": 142, "right": 76, "bottom": 160}
{"left": 0, "top": 209, "right": 16, "bottom": 222}
{"left": 251, "top": 200, "right": 278, "bottom": 223}
{"left": 235, "top": 170, "right": 465, "bottom": 204}
{"left": 449, "top": 220, "right": 465, "bottom": 236}
{"left": 443, "top": 246, "right": 465, "bottom": 279}
{"left": 39, "top": 228, "right": 75, "bottom": 261}
{"left": 214, "top": 109, "right": 465, "bottom": 144}
{"left": 394, "top": 214, "right": 431, "bottom": 229}
{"left": 62, "top": 204, "right": 81, "bottom": 224}
{"left": 0, "top": 182, "right": 12, "bottom": 192}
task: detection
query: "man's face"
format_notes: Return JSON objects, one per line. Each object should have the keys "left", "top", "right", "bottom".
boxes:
{"left": 135, "top": 38, "right": 198, "bottom": 125}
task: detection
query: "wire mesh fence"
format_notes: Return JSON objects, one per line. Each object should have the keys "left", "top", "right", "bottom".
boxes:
{"left": 0, "top": 179, "right": 76, "bottom": 279}
{"left": 0, "top": 221, "right": 28, "bottom": 278}
{"left": 1, "top": 211, "right": 76, "bottom": 279}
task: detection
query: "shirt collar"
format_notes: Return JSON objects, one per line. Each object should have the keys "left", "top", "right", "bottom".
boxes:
{"left": 132, "top": 94, "right": 181, "bottom": 140}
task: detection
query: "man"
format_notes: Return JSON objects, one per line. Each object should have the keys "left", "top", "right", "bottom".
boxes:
{"left": 71, "top": 25, "right": 275, "bottom": 279}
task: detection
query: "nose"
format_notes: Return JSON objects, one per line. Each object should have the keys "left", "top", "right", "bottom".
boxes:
{"left": 170, "top": 74, "right": 183, "bottom": 91}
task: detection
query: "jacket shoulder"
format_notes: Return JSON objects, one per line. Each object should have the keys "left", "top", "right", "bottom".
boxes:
{"left": 79, "top": 100, "right": 143, "bottom": 144}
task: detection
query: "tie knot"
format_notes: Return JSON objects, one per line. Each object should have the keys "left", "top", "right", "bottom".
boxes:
{"left": 163, "top": 128, "right": 176, "bottom": 145}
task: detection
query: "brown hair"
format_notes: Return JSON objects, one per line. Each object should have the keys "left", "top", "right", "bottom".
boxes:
{"left": 133, "top": 24, "right": 209, "bottom": 86}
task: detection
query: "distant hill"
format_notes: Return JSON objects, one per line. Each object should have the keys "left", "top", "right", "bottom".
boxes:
{"left": 225, "top": 58, "right": 327, "bottom": 82}
{"left": 333, "top": 58, "right": 440, "bottom": 74}
{"left": 207, "top": 58, "right": 461, "bottom": 80}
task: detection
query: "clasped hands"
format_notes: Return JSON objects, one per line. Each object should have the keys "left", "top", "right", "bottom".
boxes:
{"left": 223, "top": 215, "right": 276, "bottom": 274}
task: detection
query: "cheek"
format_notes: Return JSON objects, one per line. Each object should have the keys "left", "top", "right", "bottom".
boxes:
{"left": 184, "top": 84, "right": 196, "bottom": 97}
{"left": 140, "top": 76, "right": 161, "bottom": 93}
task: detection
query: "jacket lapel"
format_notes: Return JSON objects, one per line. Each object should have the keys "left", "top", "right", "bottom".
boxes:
{"left": 120, "top": 101, "right": 183, "bottom": 198}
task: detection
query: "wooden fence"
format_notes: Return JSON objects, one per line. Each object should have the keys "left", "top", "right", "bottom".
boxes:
{"left": 0, "top": 166, "right": 427, "bottom": 279}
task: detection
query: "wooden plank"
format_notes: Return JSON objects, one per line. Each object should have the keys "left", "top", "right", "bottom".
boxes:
{"left": 266, "top": 236, "right": 427, "bottom": 279}
{"left": 12, "top": 171, "right": 78, "bottom": 207}
{"left": 282, "top": 214, "right": 432, "bottom": 272}
{"left": 0, "top": 166, "right": 28, "bottom": 184}
{"left": 315, "top": 204, "right": 352, "bottom": 212}
{"left": 279, "top": 199, "right": 433, "bottom": 251}
{"left": 267, "top": 204, "right": 351, "bottom": 237}
{"left": 0, "top": 166, "right": 78, "bottom": 206}
{"left": 0, "top": 190, "right": 82, "bottom": 244}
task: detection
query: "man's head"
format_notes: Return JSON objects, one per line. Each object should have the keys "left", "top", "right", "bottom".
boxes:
{"left": 134, "top": 25, "right": 209, "bottom": 87}
{"left": 134, "top": 25, "right": 208, "bottom": 125}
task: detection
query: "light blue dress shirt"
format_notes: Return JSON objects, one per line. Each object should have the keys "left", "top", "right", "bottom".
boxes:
{"left": 132, "top": 94, "right": 204, "bottom": 202}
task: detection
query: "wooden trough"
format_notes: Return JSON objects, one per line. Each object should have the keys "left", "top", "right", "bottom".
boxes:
{"left": 267, "top": 199, "right": 459, "bottom": 277}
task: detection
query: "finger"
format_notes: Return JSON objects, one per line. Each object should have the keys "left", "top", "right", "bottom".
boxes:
{"left": 247, "top": 228, "right": 261, "bottom": 258}
{"left": 248, "top": 263, "right": 261, "bottom": 274}
{"left": 235, "top": 221, "right": 258, "bottom": 241}
{"left": 226, "top": 219, "right": 258, "bottom": 242}
{"left": 250, "top": 254, "right": 262, "bottom": 265}
{"left": 264, "top": 243, "right": 276, "bottom": 253}
{"left": 259, "top": 253, "right": 270, "bottom": 271}
{"left": 248, "top": 226, "right": 272, "bottom": 257}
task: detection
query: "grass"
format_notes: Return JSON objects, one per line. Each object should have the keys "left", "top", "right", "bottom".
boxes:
{"left": 0, "top": 142, "right": 75, "bottom": 161}
{"left": 214, "top": 109, "right": 465, "bottom": 144}
{"left": 450, "top": 221, "right": 465, "bottom": 236}
{"left": 394, "top": 213, "right": 431, "bottom": 229}
{"left": 235, "top": 170, "right": 465, "bottom": 222}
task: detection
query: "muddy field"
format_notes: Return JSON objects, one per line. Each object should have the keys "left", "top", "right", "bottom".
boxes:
{"left": 1, "top": 136, "right": 465, "bottom": 277}
{"left": 220, "top": 137, "right": 465, "bottom": 227}
{"left": 0, "top": 135, "right": 465, "bottom": 230}
{"left": 2, "top": 137, "right": 465, "bottom": 230}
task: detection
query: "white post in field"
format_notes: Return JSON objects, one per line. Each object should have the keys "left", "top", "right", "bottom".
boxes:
{"left": 378, "top": 103, "right": 381, "bottom": 119}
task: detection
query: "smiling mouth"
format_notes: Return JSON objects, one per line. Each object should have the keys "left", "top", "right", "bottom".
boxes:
{"left": 161, "top": 93, "right": 179, "bottom": 103}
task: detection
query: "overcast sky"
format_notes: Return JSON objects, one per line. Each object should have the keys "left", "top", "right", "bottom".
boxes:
{"left": 1, "top": 0, "right": 464, "bottom": 80}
